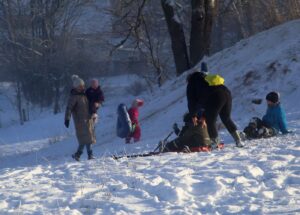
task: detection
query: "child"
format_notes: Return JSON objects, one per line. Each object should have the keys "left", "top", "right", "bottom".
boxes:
{"left": 126, "top": 99, "right": 144, "bottom": 143}
{"left": 162, "top": 112, "right": 211, "bottom": 153}
{"left": 85, "top": 78, "right": 105, "bottom": 121}
{"left": 262, "top": 91, "right": 289, "bottom": 134}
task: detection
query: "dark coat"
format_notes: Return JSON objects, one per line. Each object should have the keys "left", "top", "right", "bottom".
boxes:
{"left": 65, "top": 89, "right": 96, "bottom": 145}
{"left": 186, "top": 72, "right": 210, "bottom": 115}
{"left": 85, "top": 86, "right": 105, "bottom": 114}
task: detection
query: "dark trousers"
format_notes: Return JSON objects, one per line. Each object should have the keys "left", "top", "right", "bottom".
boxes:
{"left": 76, "top": 144, "right": 93, "bottom": 156}
{"left": 205, "top": 86, "right": 237, "bottom": 139}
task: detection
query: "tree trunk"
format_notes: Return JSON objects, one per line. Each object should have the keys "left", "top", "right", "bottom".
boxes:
{"left": 161, "top": 0, "right": 190, "bottom": 76}
{"left": 53, "top": 80, "right": 61, "bottom": 114}
{"left": 190, "top": 0, "right": 214, "bottom": 67}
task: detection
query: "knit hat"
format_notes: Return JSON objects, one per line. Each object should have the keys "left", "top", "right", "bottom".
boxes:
{"left": 201, "top": 62, "right": 208, "bottom": 73}
{"left": 72, "top": 75, "right": 85, "bottom": 88}
{"left": 132, "top": 99, "right": 144, "bottom": 107}
{"left": 266, "top": 91, "right": 280, "bottom": 103}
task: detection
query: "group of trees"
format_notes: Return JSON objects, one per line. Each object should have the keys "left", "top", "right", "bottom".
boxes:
{"left": 0, "top": 0, "right": 93, "bottom": 124}
{"left": 111, "top": 0, "right": 300, "bottom": 81}
{"left": 0, "top": 0, "right": 299, "bottom": 124}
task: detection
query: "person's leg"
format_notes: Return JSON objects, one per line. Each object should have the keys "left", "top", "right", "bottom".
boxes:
{"left": 133, "top": 125, "right": 141, "bottom": 142}
{"left": 86, "top": 144, "right": 94, "bottom": 159}
{"left": 219, "top": 94, "right": 237, "bottom": 134}
{"left": 125, "top": 136, "right": 131, "bottom": 144}
{"left": 73, "top": 144, "right": 85, "bottom": 161}
{"left": 219, "top": 89, "right": 243, "bottom": 147}
{"left": 205, "top": 90, "right": 225, "bottom": 144}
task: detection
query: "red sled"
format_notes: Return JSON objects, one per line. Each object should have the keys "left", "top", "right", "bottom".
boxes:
{"left": 190, "top": 143, "right": 225, "bottom": 152}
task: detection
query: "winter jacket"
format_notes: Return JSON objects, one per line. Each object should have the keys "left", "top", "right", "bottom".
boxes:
{"left": 262, "top": 103, "right": 288, "bottom": 134}
{"left": 65, "top": 89, "right": 96, "bottom": 145}
{"left": 85, "top": 86, "right": 105, "bottom": 114}
{"left": 163, "top": 123, "right": 211, "bottom": 152}
{"left": 187, "top": 72, "right": 210, "bottom": 115}
{"left": 128, "top": 107, "right": 139, "bottom": 125}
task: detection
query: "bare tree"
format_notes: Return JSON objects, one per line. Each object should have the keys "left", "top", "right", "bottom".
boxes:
{"left": 0, "top": 0, "right": 93, "bottom": 123}
{"left": 161, "top": 0, "right": 190, "bottom": 75}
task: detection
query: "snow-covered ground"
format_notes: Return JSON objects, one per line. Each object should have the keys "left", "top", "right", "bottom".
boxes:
{"left": 0, "top": 20, "right": 300, "bottom": 214}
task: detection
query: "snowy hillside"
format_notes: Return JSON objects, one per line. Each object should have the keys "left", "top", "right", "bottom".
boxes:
{"left": 0, "top": 20, "right": 300, "bottom": 214}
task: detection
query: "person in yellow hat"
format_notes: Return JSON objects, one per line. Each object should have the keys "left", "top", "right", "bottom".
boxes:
{"left": 186, "top": 62, "right": 243, "bottom": 148}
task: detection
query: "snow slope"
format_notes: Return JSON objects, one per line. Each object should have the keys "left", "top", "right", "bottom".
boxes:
{"left": 1, "top": 20, "right": 300, "bottom": 214}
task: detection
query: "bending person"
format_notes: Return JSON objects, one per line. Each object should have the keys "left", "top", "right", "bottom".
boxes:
{"left": 186, "top": 62, "right": 243, "bottom": 148}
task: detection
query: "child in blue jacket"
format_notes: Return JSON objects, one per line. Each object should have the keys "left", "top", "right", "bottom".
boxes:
{"left": 262, "top": 92, "right": 289, "bottom": 134}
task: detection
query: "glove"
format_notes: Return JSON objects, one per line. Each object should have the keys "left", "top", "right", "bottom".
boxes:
{"left": 64, "top": 120, "right": 70, "bottom": 128}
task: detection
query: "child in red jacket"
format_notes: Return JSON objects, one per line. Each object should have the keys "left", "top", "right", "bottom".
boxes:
{"left": 126, "top": 99, "right": 144, "bottom": 143}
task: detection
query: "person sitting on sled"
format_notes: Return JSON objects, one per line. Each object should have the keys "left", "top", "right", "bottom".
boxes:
{"left": 162, "top": 112, "right": 214, "bottom": 153}
{"left": 126, "top": 99, "right": 144, "bottom": 144}
{"left": 263, "top": 91, "right": 289, "bottom": 134}
{"left": 243, "top": 91, "right": 289, "bottom": 139}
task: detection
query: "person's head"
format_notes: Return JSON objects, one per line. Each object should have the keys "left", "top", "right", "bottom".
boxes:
{"left": 132, "top": 99, "right": 144, "bottom": 108}
{"left": 91, "top": 78, "right": 99, "bottom": 89}
{"left": 72, "top": 75, "right": 85, "bottom": 91}
{"left": 266, "top": 91, "right": 280, "bottom": 106}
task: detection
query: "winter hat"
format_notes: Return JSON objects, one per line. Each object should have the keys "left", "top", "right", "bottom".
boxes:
{"left": 72, "top": 75, "right": 85, "bottom": 88}
{"left": 132, "top": 99, "right": 144, "bottom": 107}
{"left": 201, "top": 62, "right": 208, "bottom": 73}
{"left": 266, "top": 91, "right": 280, "bottom": 103}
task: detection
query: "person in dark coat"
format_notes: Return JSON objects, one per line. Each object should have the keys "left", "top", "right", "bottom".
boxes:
{"left": 162, "top": 112, "right": 211, "bottom": 153}
{"left": 186, "top": 62, "right": 243, "bottom": 148}
{"left": 85, "top": 78, "right": 104, "bottom": 120}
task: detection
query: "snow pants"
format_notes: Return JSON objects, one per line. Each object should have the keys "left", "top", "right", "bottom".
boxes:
{"left": 205, "top": 86, "right": 238, "bottom": 139}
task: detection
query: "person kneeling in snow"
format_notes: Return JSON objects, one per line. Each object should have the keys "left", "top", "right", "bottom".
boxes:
{"left": 126, "top": 99, "right": 144, "bottom": 144}
{"left": 162, "top": 112, "right": 212, "bottom": 153}
{"left": 243, "top": 92, "right": 289, "bottom": 139}
{"left": 64, "top": 75, "right": 96, "bottom": 161}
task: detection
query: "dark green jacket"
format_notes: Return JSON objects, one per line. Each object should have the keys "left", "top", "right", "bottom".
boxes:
{"left": 163, "top": 124, "right": 211, "bottom": 152}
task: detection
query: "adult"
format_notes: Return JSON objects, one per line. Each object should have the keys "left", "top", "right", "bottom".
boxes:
{"left": 64, "top": 75, "right": 96, "bottom": 161}
{"left": 162, "top": 113, "right": 211, "bottom": 153}
{"left": 186, "top": 62, "right": 243, "bottom": 147}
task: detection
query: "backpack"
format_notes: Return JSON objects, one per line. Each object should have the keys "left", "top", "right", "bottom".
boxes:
{"left": 116, "top": 104, "right": 133, "bottom": 138}
{"left": 204, "top": 74, "right": 225, "bottom": 86}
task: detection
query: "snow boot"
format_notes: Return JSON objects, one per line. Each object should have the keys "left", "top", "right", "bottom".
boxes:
{"left": 72, "top": 153, "right": 81, "bottom": 161}
{"left": 88, "top": 152, "right": 95, "bottom": 160}
{"left": 210, "top": 137, "right": 220, "bottom": 149}
{"left": 231, "top": 131, "right": 244, "bottom": 148}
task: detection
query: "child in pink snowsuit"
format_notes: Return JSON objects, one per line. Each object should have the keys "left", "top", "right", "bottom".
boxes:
{"left": 126, "top": 99, "right": 144, "bottom": 143}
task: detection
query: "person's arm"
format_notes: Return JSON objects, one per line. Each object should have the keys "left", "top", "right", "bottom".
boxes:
{"left": 278, "top": 107, "right": 289, "bottom": 134}
{"left": 64, "top": 95, "right": 77, "bottom": 125}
